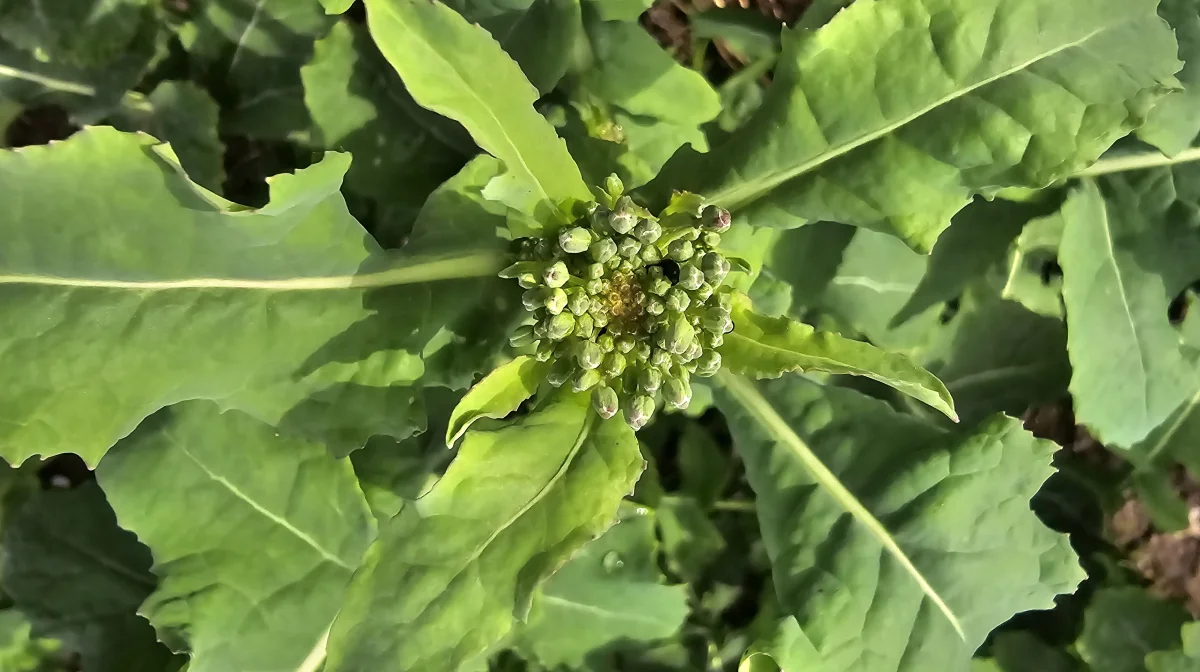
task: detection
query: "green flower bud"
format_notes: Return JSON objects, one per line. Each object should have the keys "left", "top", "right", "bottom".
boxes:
{"left": 547, "top": 358, "right": 574, "bottom": 387}
{"left": 553, "top": 341, "right": 572, "bottom": 358}
{"left": 716, "top": 291, "right": 733, "bottom": 311}
{"left": 681, "top": 228, "right": 700, "bottom": 241}
{"left": 590, "top": 207, "right": 611, "bottom": 234}
{"left": 634, "top": 342, "right": 652, "bottom": 361}
{"left": 609, "top": 197, "right": 638, "bottom": 234}
{"left": 545, "top": 312, "right": 575, "bottom": 340}
{"left": 643, "top": 314, "right": 665, "bottom": 334}
{"left": 573, "top": 368, "right": 602, "bottom": 392}
{"left": 640, "top": 245, "right": 662, "bottom": 264}
{"left": 586, "top": 262, "right": 605, "bottom": 280}
{"left": 575, "top": 313, "right": 596, "bottom": 339}
{"left": 702, "top": 307, "right": 732, "bottom": 334}
{"left": 576, "top": 341, "right": 604, "bottom": 370}
{"left": 615, "top": 336, "right": 636, "bottom": 354}
{"left": 693, "top": 282, "right": 714, "bottom": 302}
{"left": 585, "top": 279, "right": 606, "bottom": 296}
{"left": 522, "top": 287, "right": 549, "bottom": 310}
{"left": 535, "top": 340, "right": 554, "bottom": 361}
{"left": 590, "top": 307, "right": 610, "bottom": 327}
{"left": 646, "top": 297, "right": 665, "bottom": 316}
{"left": 627, "top": 394, "right": 656, "bottom": 430}
{"left": 559, "top": 227, "right": 592, "bottom": 254}
{"left": 667, "top": 239, "right": 694, "bottom": 262}
{"left": 545, "top": 287, "right": 568, "bottom": 314}
{"left": 639, "top": 366, "right": 662, "bottom": 393}
{"left": 543, "top": 260, "right": 569, "bottom": 288}
{"left": 517, "top": 272, "right": 539, "bottom": 289}
{"left": 650, "top": 348, "right": 672, "bottom": 369}
{"left": 509, "top": 325, "right": 536, "bottom": 348}
{"left": 679, "top": 264, "right": 705, "bottom": 291}
{"left": 702, "top": 231, "right": 722, "bottom": 249}
{"left": 590, "top": 238, "right": 617, "bottom": 263}
{"left": 604, "top": 174, "right": 624, "bottom": 200}
{"left": 618, "top": 259, "right": 636, "bottom": 273}
{"left": 702, "top": 204, "right": 731, "bottom": 232}
{"left": 647, "top": 266, "right": 665, "bottom": 280}
{"left": 567, "top": 288, "right": 591, "bottom": 316}
{"left": 663, "top": 316, "right": 696, "bottom": 354}
{"left": 634, "top": 219, "right": 662, "bottom": 244}
{"left": 701, "top": 253, "right": 730, "bottom": 285}
{"left": 664, "top": 375, "right": 692, "bottom": 409}
{"left": 665, "top": 287, "right": 690, "bottom": 313}
{"left": 647, "top": 277, "right": 672, "bottom": 296}
{"left": 683, "top": 341, "right": 703, "bottom": 362}
{"left": 605, "top": 256, "right": 622, "bottom": 270}
{"left": 618, "top": 236, "right": 642, "bottom": 259}
{"left": 597, "top": 333, "right": 616, "bottom": 353}
{"left": 594, "top": 385, "right": 619, "bottom": 419}
{"left": 602, "top": 352, "right": 627, "bottom": 378}
{"left": 703, "top": 330, "right": 724, "bottom": 348}
{"left": 695, "top": 351, "right": 721, "bottom": 377}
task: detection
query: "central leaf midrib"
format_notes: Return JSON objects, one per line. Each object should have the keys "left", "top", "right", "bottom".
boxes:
{"left": 540, "top": 592, "right": 677, "bottom": 627}
{"left": 710, "top": 22, "right": 1112, "bottom": 211}
{"left": 718, "top": 372, "right": 966, "bottom": 640}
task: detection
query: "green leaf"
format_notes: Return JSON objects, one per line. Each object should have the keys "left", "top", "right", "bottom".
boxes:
{"left": 582, "top": 0, "right": 651, "bottom": 21}
{"left": 1132, "top": 388, "right": 1200, "bottom": 476}
{"left": 990, "top": 631, "right": 1084, "bottom": 672}
{"left": 446, "top": 355, "right": 546, "bottom": 445}
{"left": 0, "top": 127, "right": 505, "bottom": 465}
{"left": 657, "top": 495, "right": 726, "bottom": 582}
{"left": 1146, "top": 622, "right": 1200, "bottom": 672}
{"left": 512, "top": 510, "right": 690, "bottom": 667}
{"left": 320, "top": 0, "right": 356, "bottom": 12}
{"left": 1058, "top": 179, "right": 1198, "bottom": 447}
{"left": 1000, "top": 207, "right": 1065, "bottom": 319}
{"left": 1138, "top": 0, "right": 1200, "bottom": 156}
{"left": 720, "top": 295, "right": 957, "bottom": 419}
{"left": 647, "top": 0, "right": 1181, "bottom": 252}
{"left": 95, "top": 401, "right": 376, "bottom": 672}
{"left": 112, "top": 81, "right": 225, "bottom": 192}
{"left": 1, "top": 482, "right": 184, "bottom": 672}
{"left": 445, "top": 0, "right": 583, "bottom": 95}
{"left": 324, "top": 392, "right": 644, "bottom": 672}
{"left": 716, "top": 373, "right": 1084, "bottom": 672}
{"left": 302, "top": 20, "right": 470, "bottom": 236}
{"left": 1078, "top": 587, "right": 1189, "bottom": 672}
{"left": 362, "top": 0, "right": 590, "bottom": 215}
{"left": 185, "top": 0, "right": 334, "bottom": 140}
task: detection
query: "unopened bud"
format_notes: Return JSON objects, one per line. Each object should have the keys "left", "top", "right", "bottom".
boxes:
{"left": 594, "top": 385, "right": 619, "bottom": 419}
{"left": 590, "top": 238, "right": 617, "bottom": 263}
{"left": 634, "top": 220, "right": 662, "bottom": 244}
{"left": 543, "top": 261, "right": 569, "bottom": 288}
{"left": 664, "top": 375, "right": 692, "bottom": 409}
{"left": 627, "top": 395, "right": 656, "bottom": 430}
{"left": 545, "top": 288, "right": 568, "bottom": 315}
{"left": 638, "top": 366, "right": 663, "bottom": 394}
{"left": 559, "top": 227, "right": 592, "bottom": 254}
{"left": 702, "top": 231, "right": 722, "bottom": 249}
{"left": 693, "top": 282, "right": 713, "bottom": 302}
{"left": 604, "top": 174, "right": 624, "bottom": 199}
{"left": 634, "top": 342, "right": 652, "bottom": 361}
{"left": 618, "top": 236, "right": 641, "bottom": 259}
{"left": 650, "top": 349, "right": 672, "bottom": 369}
{"left": 702, "top": 307, "right": 732, "bottom": 334}
{"left": 573, "top": 368, "right": 602, "bottom": 392}
{"left": 547, "top": 358, "right": 574, "bottom": 387}
{"left": 695, "top": 351, "right": 721, "bottom": 377}
{"left": 703, "top": 330, "right": 724, "bottom": 348}
{"left": 575, "top": 313, "right": 595, "bottom": 339}
{"left": 602, "top": 352, "right": 627, "bottom": 378}
{"left": 664, "top": 316, "right": 696, "bottom": 354}
{"left": 597, "top": 334, "right": 615, "bottom": 353}
{"left": 665, "top": 287, "right": 690, "bottom": 313}
{"left": 576, "top": 341, "right": 604, "bottom": 370}
{"left": 590, "top": 306, "right": 610, "bottom": 327}
{"left": 615, "top": 336, "right": 636, "bottom": 354}
{"left": 701, "top": 253, "right": 730, "bottom": 285}
{"left": 523, "top": 288, "right": 548, "bottom": 310}
{"left": 535, "top": 340, "right": 554, "bottom": 361}
{"left": 609, "top": 197, "right": 637, "bottom": 234}
{"left": 667, "top": 239, "right": 694, "bottom": 262}
{"left": 586, "top": 279, "right": 606, "bottom": 295}
{"left": 679, "top": 264, "right": 705, "bottom": 291}
{"left": 647, "top": 277, "right": 672, "bottom": 296}
{"left": 702, "top": 205, "right": 731, "bottom": 232}
{"left": 567, "top": 289, "right": 590, "bottom": 316}
{"left": 640, "top": 245, "right": 661, "bottom": 264}
{"left": 586, "top": 262, "right": 605, "bottom": 280}
{"left": 545, "top": 312, "right": 575, "bottom": 340}
{"left": 509, "top": 325, "right": 536, "bottom": 348}
{"left": 646, "top": 297, "right": 665, "bottom": 316}
{"left": 517, "top": 272, "right": 539, "bottom": 288}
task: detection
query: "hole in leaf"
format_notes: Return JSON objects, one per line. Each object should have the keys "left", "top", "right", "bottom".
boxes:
{"left": 938, "top": 297, "right": 961, "bottom": 324}
{"left": 1169, "top": 291, "right": 1189, "bottom": 326}
{"left": 1040, "top": 260, "right": 1064, "bottom": 286}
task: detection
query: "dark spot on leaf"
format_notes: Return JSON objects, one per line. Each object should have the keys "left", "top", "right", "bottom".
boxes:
{"left": 938, "top": 297, "right": 960, "bottom": 324}
{"left": 4, "top": 105, "right": 76, "bottom": 147}
{"left": 1040, "top": 260, "right": 1064, "bottom": 286}
{"left": 1169, "top": 292, "right": 1189, "bottom": 326}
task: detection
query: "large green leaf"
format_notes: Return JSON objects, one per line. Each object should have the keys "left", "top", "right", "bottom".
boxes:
{"left": 512, "top": 510, "right": 690, "bottom": 667}
{"left": 1058, "top": 177, "right": 1200, "bottom": 447}
{"left": 720, "top": 295, "right": 957, "bottom": 419}
{"left": 444, "top": 0, "right": 583, "bottom": 95}
{"left": 1078, "top": 587, "right": 1189, "bottom": 672}
{"left": 716, "top": 373, "right": 1083, "bottom": 672}
{"left": 324, "top": 392, "right": 644, "bottom": 672}
{"left": 446, "top": 355, "right": 545, "bottom": 445}
{"left": 1, "top": 482, "right": 184, "bottom": 672}
{"left": 1138, "top": 0, "right": 1200, "bottom": 156}
{"left": 111, "top": 81, "right": 226, "bottom": 192}
{"left": 646, "top": 0, "right": 1181, "bottom": 252}
{"left": 96, "top": 402, "right": 376, "bottom": 672}
{"left": 0, "top": 127, "right": 505, "bottom": 465}
{"left": 362, "top": 0, "right": 590, "bottom": 216}
{"left": 1147, "top": 622, "right": 1200, "bottom": 672}
{"left": 302, "top": 21, "right": 470, "bottom": 240}
{"left": 989, "top": 631, "right": 1084, "bottom": 672}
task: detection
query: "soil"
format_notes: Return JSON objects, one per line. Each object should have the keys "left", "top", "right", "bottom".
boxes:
{"left": 3, "top": 105, "right": 77, "bottom": 148}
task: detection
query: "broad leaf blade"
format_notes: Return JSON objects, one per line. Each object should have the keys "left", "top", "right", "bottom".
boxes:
{"left": 324, "top": 392, "right": 644, "bottom": 672}
{"left": 446, "top": 355, "right": 545, "bottom": 446}
{"left": 720, "top": 296, "right": 956, "bottom": 419}
{"left": 1146, "top": 622, "right": 1200, "bottom": 672}
{"left": 1078, "top": 587, "right": 1189, "bottom": 672}
{"left": 96, "top": 402, "right": 376, "bottom": 672}
{"left": 111, "top": 81, "right": 225, "bottom": 192}
{"left": 716, "top": 373, "right": 1084, "bottom": 672}
{"left": 362, "top": 0, "right": 590, "bottom": 215}
{"left": 647, "top": 0, "right": 1181, "bottom": 251}
{"left": 1138, "top": 0, "right": 1200, "bottom": 156}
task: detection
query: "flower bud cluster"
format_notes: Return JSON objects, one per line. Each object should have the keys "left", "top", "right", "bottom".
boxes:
{"left": 503, "top": 178, "right": 735, "bottom": 430}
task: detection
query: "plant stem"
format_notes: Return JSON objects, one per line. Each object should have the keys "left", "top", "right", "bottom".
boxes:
{"left": 1076, "top": 146, "right": 1200, "bottom": 177}
{"left": 712, "top": 499, "right": 757, "bottom": 512}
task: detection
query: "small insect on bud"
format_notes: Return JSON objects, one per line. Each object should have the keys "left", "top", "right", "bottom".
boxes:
{"left": 602, "top": 352, "right": 627, "bottom": 378}
{"left": 646, "top": 297, "right": 665, "bottom": 316}
{"left": 665, "top": 287, "right": 690, "bottom": 313}
{"left": 604, "top": 174, "right": 625, "bottom": 200}
{"left": 590, "top": 238, "right": 617, "bottom": 264}
{"left": 627, "top": 394, "right": 656, "bottom": 430}
{"left": 640, "top": 245, "right": 662, "bottom": 264}
{"left": 638, "top": 366, "right": 663, "bottom": 394}
{"left": 567, "top": 289, "right": 591, "bottom": 316}
{"left": 543, "top": 260, "right": 570, "bottom": 288}
{"left": 560, "top": 227, "right": 592, "bottom": 254}
{"left": 693, "top": 282, "right": 714, "bottom": 302}
{"left": 545, "top": 288, "right": 569, "bottom": 315}
{"left": 609, "top": 196, "right": 638, "bottom": 234}
{"left": 701, "top": 253, "right": 730, "bottom": 285}
{"left": 586, "top": 262, "right": 605, "bottom": 280}
{"left": 695, "top": 351, "right": 722, "bottom": 377}
{"left": 522, "top": 288, "right": 549, "bottom": 310}
{"left": 573, "top": 368, "right": 603, "bottom": 392}
{"left": 664, "top": 375, "right": 692, "bottom": 409}
{"left": 594, "top": 385, "right": 619, "bottom": 419}
{"left": 517, "top": 272, "right": 539, "bottom": 289}
{"left": 618, "top": 236, "right": 642, "bottom": 259}
{"left": 647, "top": 276, "right": 672, "bottom": 296}
{"left": 667, "top": 239, "right": 694, "bottom": 262}
{"left": 545, "top": 312, "right": 576, "bottom": 340}
{"left": 597, "top": 334, "right": 616, "bottom": 353}
{"left": 634, "top": 219, "right": 662, "bottom": 244}
{"left": 509, "top": 325, "right": 536, "bottom": 348}
{"left": 576, "top": 341, "right": 604, "bottom": 370}
{"left": 664, "top": 317, "right": 696, "bottom": 355}
{"left": 547, "top": 358, "right": 574, "bottom": 387}
{"left": 679, "top": 264, "right": 705, "bottom": 291}
{"left": 615, "top": 336, "right": 636, "bottom": 354}
{"left": 575, "top": 313, "right": 596, "bottom": 339}
{"left": 702, "top": 204, "right": 732, "bottom": 232}
{"left": 702, "top": 307, "right": 732, "bottom": 334}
